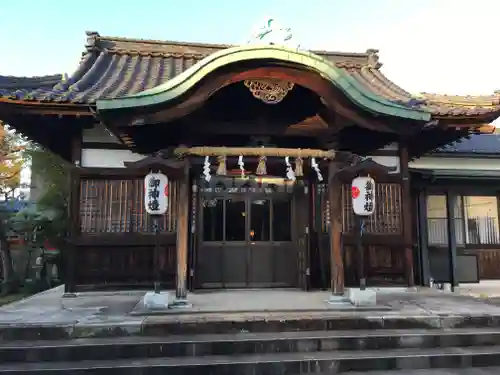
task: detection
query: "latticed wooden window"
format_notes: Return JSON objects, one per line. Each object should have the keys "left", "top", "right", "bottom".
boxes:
{"left": 79, "top": 178, "right": 179, "bottom": 233}
{"left": 318, "top": 183, "right": 402, "bottom": 234}
{"left": 341, "top": 183, "right": 402, "bottom": 234}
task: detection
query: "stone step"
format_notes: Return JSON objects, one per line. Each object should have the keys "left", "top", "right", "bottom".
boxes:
{"left": 4, "top": 313, "right": 500, "bottom": 341}
{"left": 1, "top": 346, "right": 500, "bottom": 374}
{"left": 303, "top": 368, "right": 500, "bottom": 374}
{"left": 2, "top": 328, "right": 500, "bottom": 363}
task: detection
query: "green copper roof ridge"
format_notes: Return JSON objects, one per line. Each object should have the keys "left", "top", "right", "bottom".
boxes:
{"left": 97, "top": 45, "right": 430, "bottom": 121}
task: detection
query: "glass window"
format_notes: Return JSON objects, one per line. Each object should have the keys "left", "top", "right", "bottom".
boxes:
{"left": 463, "top": 196, "right": 500, "bottom": 245}
{"left": 426, "top": 195, "right": 464, "bottom": 246}
{"left": 426, "top": 195, "right": 447, "bottom": 246}
{"left": 250, "top": 199, "right": 270, "bottom": 241}
{"left": 225, "top": 198, "right": 246, "bottom": 241}
{"left": 426, "top": 194, "right": 500, "bottom": 246}
{"left": 272, "top": 199, "right": 291, "bottom": 241}
{"left": 202, "top": 198, "right": 223, "bottom": 241}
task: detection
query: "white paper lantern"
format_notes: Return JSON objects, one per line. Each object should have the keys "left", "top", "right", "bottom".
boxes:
{"left": 144, "top": 172, "right": 169, "bottom": 215}
{"left": 351, "top": 176, "right": 375, "bottom": 216}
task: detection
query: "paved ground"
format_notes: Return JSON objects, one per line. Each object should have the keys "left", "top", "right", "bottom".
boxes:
{"left": 345, "top": 369, "right": 500, "bottom": 374}
{"left": 456, "top": 280, "right": 500, "bottom": 298}
{"left": 3, "top": 286, "right": 500, "bottom": 327}
{"left": 2, "top": 287, "right": 500, "bottom": 373}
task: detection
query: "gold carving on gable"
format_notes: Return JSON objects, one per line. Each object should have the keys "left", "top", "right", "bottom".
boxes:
{"left": 244, "top": 79, "right": 294, "bottom": 104}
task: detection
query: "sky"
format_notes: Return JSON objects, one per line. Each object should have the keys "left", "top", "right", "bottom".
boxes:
{"left": 1, "top": 0, "right": 500, "bottom": 96}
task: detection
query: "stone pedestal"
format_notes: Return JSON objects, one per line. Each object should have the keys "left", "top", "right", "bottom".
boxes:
{"left": 346, "top": 288, "right": 377, "bottom": 306}
{"left": 143, "top": 291, "right": 169, "bottom": 310}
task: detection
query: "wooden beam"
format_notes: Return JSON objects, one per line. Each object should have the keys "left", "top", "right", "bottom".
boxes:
{"left": 65, "top": 130, "right": 82, "bottom": 295}
{"left": 173, "top": 162, "right": 191, "bottom": 305}
{"left": 0, "top": 100, "right": 93, "bottom": 116}
{"left": 398, "top": 142, "right": 415, "bottom": 287}
{"left": 328, "top": 161, "right": 344, "bottom": 295}
{"left": 445, "top": 191, "right": 458, "bottom": 290}
{"left": 183, "top": 119, "right": 291, "bottom": 136}
{"left": 124, "top": 155, "right": 187, "bottom": 179}
{"left": 335, "top": 157, "right": 397, "bottom": 180}
{"left": 174, "top": 146, "right": 335, "bottom": 159}
{"left": 417, "top": 188, "right": 431, "bottom": 286}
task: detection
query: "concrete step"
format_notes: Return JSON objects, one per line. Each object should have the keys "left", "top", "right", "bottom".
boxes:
{"left": 1, "top": 346, "right": 500, "bottom": 374}
{"left": 2, "top": 328, "right": 500, "bottom": 363}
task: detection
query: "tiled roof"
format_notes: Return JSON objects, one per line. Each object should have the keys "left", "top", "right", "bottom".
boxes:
{"left": 1, "top": 31, "right": 500, "bottom": 118}
{"left": 0, "top": 74, "right": 63, "bottom": 97}
{"left": 435, "top": 133, "right": 500, "bottom": 155}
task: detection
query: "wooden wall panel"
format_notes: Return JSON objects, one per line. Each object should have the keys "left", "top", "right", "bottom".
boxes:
{"left": 476, "top": 249, "right": 500, "bottom": 280}
{"left": 343, "top": 245, "right": 406, "bottom": 287}
{"left": 314, "top": 233, "right": 406, "bottom": 288}
{"left": 74, "top": 243, "right": 177, "bottom": 290}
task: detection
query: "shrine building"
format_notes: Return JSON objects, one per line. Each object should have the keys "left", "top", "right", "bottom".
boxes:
{"left": 1, "top": 26, "right": 500, "bottom": 299}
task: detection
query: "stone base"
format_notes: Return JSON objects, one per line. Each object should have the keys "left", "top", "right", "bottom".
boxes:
{"left": 143, "top": 291, "right": 170, "bottom": 310}
{"left": 346, "top": 288, "right": 377, "bottom": 306}
{"left": 325, "top": 294, "right": 350, "bottom": 306}
{"left": 62, "top": 292, "right": 77, "bottom": 298}
{"left": 169, "top": 298, "right": 192, "bottom": 309}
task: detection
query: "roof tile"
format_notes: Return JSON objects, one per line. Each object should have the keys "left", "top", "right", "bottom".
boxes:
{"left": 435, "top": 133, "right": 500, "bottom": 155}
{"left": 1, "top": 31, "right": 499, "bottom": 119}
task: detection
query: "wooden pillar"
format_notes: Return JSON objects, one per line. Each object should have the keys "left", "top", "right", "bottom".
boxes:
{"left": 417, "top": 188, "right": 431, "bottom": 286}
{"left": 445, "top": 191, "right": 458, "bottom": 290}
{"left": 173, "top": 162, "right": 191, "bottom": 305}
{"left": 328, "top": 162, "right": 344, "bottom": 295}
{"left": 398, "top": 142, "right": 415, "bottom": 286}
{"left": 65, "top": 131, "right": 82, "bottom": 295}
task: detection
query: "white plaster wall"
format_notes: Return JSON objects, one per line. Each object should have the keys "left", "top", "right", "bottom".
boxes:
{"left": 81, "top": 149, "right": 145, "bottom": 168}
{"left": 80, "top": 145, "right": 402, "bottom": 171}
{"left": 370, "top": 155, "right": 400, "bottom": 174}
{"left": 379, "top": 142, "right": 398, "bottom": 151}
{"left": 409, "top": 157, "right": 500, "bottom": 171}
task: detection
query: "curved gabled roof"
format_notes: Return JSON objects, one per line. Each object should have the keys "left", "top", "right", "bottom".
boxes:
{"left": 97, "top": 44, "right": 430, "bottom": 121}
{"left": 0, "top": 31, "right": 499, "bottom": 119}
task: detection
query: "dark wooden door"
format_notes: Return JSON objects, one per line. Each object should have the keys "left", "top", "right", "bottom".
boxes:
{"left": 197, "top": 190, "right": 296, "bottom": 289}
{"left": 293, "top": 182, "right": 310, "bottom": 290}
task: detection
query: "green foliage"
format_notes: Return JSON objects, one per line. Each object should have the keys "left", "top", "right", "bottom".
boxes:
{"left": 15, "top": 145, "right": 70, "bottom": 246}
{"left": 0, "top": 125, "right": 26, "bottom": 199}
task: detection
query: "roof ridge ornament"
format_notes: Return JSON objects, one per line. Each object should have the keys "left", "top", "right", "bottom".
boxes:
{"left": 247, "top": 17, "right": 301, "bottom": 49}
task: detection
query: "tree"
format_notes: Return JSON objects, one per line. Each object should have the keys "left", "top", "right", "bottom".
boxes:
{"left": 22, "top": 145, "right": 70, "bottom": 245}
{"left": 0, "top": 122, "right": 26, "bottom": 295}
{"left": 10, "top": 144, "right": 70, "bottom": 289}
